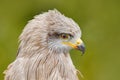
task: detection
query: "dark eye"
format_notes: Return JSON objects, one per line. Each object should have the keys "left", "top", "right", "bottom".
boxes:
{"left": 59, "top": 33, "right": 71, "bottom": 40}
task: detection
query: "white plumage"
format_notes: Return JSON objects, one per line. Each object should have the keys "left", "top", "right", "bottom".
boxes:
{"left": 4, "top": 9, "right": 85, "bottom": 80}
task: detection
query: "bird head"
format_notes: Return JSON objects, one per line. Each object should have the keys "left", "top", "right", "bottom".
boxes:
{"left": 19, "top": 9, "right": 85, "bottom": 56}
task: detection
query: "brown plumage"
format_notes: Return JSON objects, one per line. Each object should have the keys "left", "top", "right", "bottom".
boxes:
{"left": 4, "top": 9, "right": 85, "bottom": 80}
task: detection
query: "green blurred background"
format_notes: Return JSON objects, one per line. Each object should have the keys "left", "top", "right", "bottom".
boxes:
{"left": 0, "top": 0, "right": 120, "bottom": 80}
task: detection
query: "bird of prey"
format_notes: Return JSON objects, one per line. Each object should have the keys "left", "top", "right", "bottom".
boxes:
{"left": 4, "top": 9, "right": 85, "bottom": 80}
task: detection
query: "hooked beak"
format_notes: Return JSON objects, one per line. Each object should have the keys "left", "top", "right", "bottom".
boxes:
{"left": 76, "top": 42, "right": 85, "bottom": 54}
{"left": 63, "top": 38, "right": 85, "bottom": 55}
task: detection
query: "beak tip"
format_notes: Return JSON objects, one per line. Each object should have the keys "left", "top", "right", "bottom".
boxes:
{"left": 77, "top": 43, "right": 85, "bottom": 55}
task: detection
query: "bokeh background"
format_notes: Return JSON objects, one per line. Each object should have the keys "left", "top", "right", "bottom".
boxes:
{"left": 0, "top": 0, "right": 120, "bottom": 80}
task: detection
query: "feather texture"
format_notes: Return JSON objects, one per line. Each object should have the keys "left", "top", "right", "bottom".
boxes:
{"left": 4, "top": 9, "right": 81, "bottom": 80}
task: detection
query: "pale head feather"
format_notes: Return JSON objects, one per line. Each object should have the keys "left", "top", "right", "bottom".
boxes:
{"left": 4, "top": 9, "right": 82, "bottom": 80}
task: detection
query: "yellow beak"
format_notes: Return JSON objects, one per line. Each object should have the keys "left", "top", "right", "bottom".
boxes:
{"left": 63, "top": 39, "right": 85, "bottom": 54}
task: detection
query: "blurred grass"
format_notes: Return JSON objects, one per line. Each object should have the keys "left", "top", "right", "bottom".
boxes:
{"left": 0, "top": 0, "right": 120, "bottom": 80}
